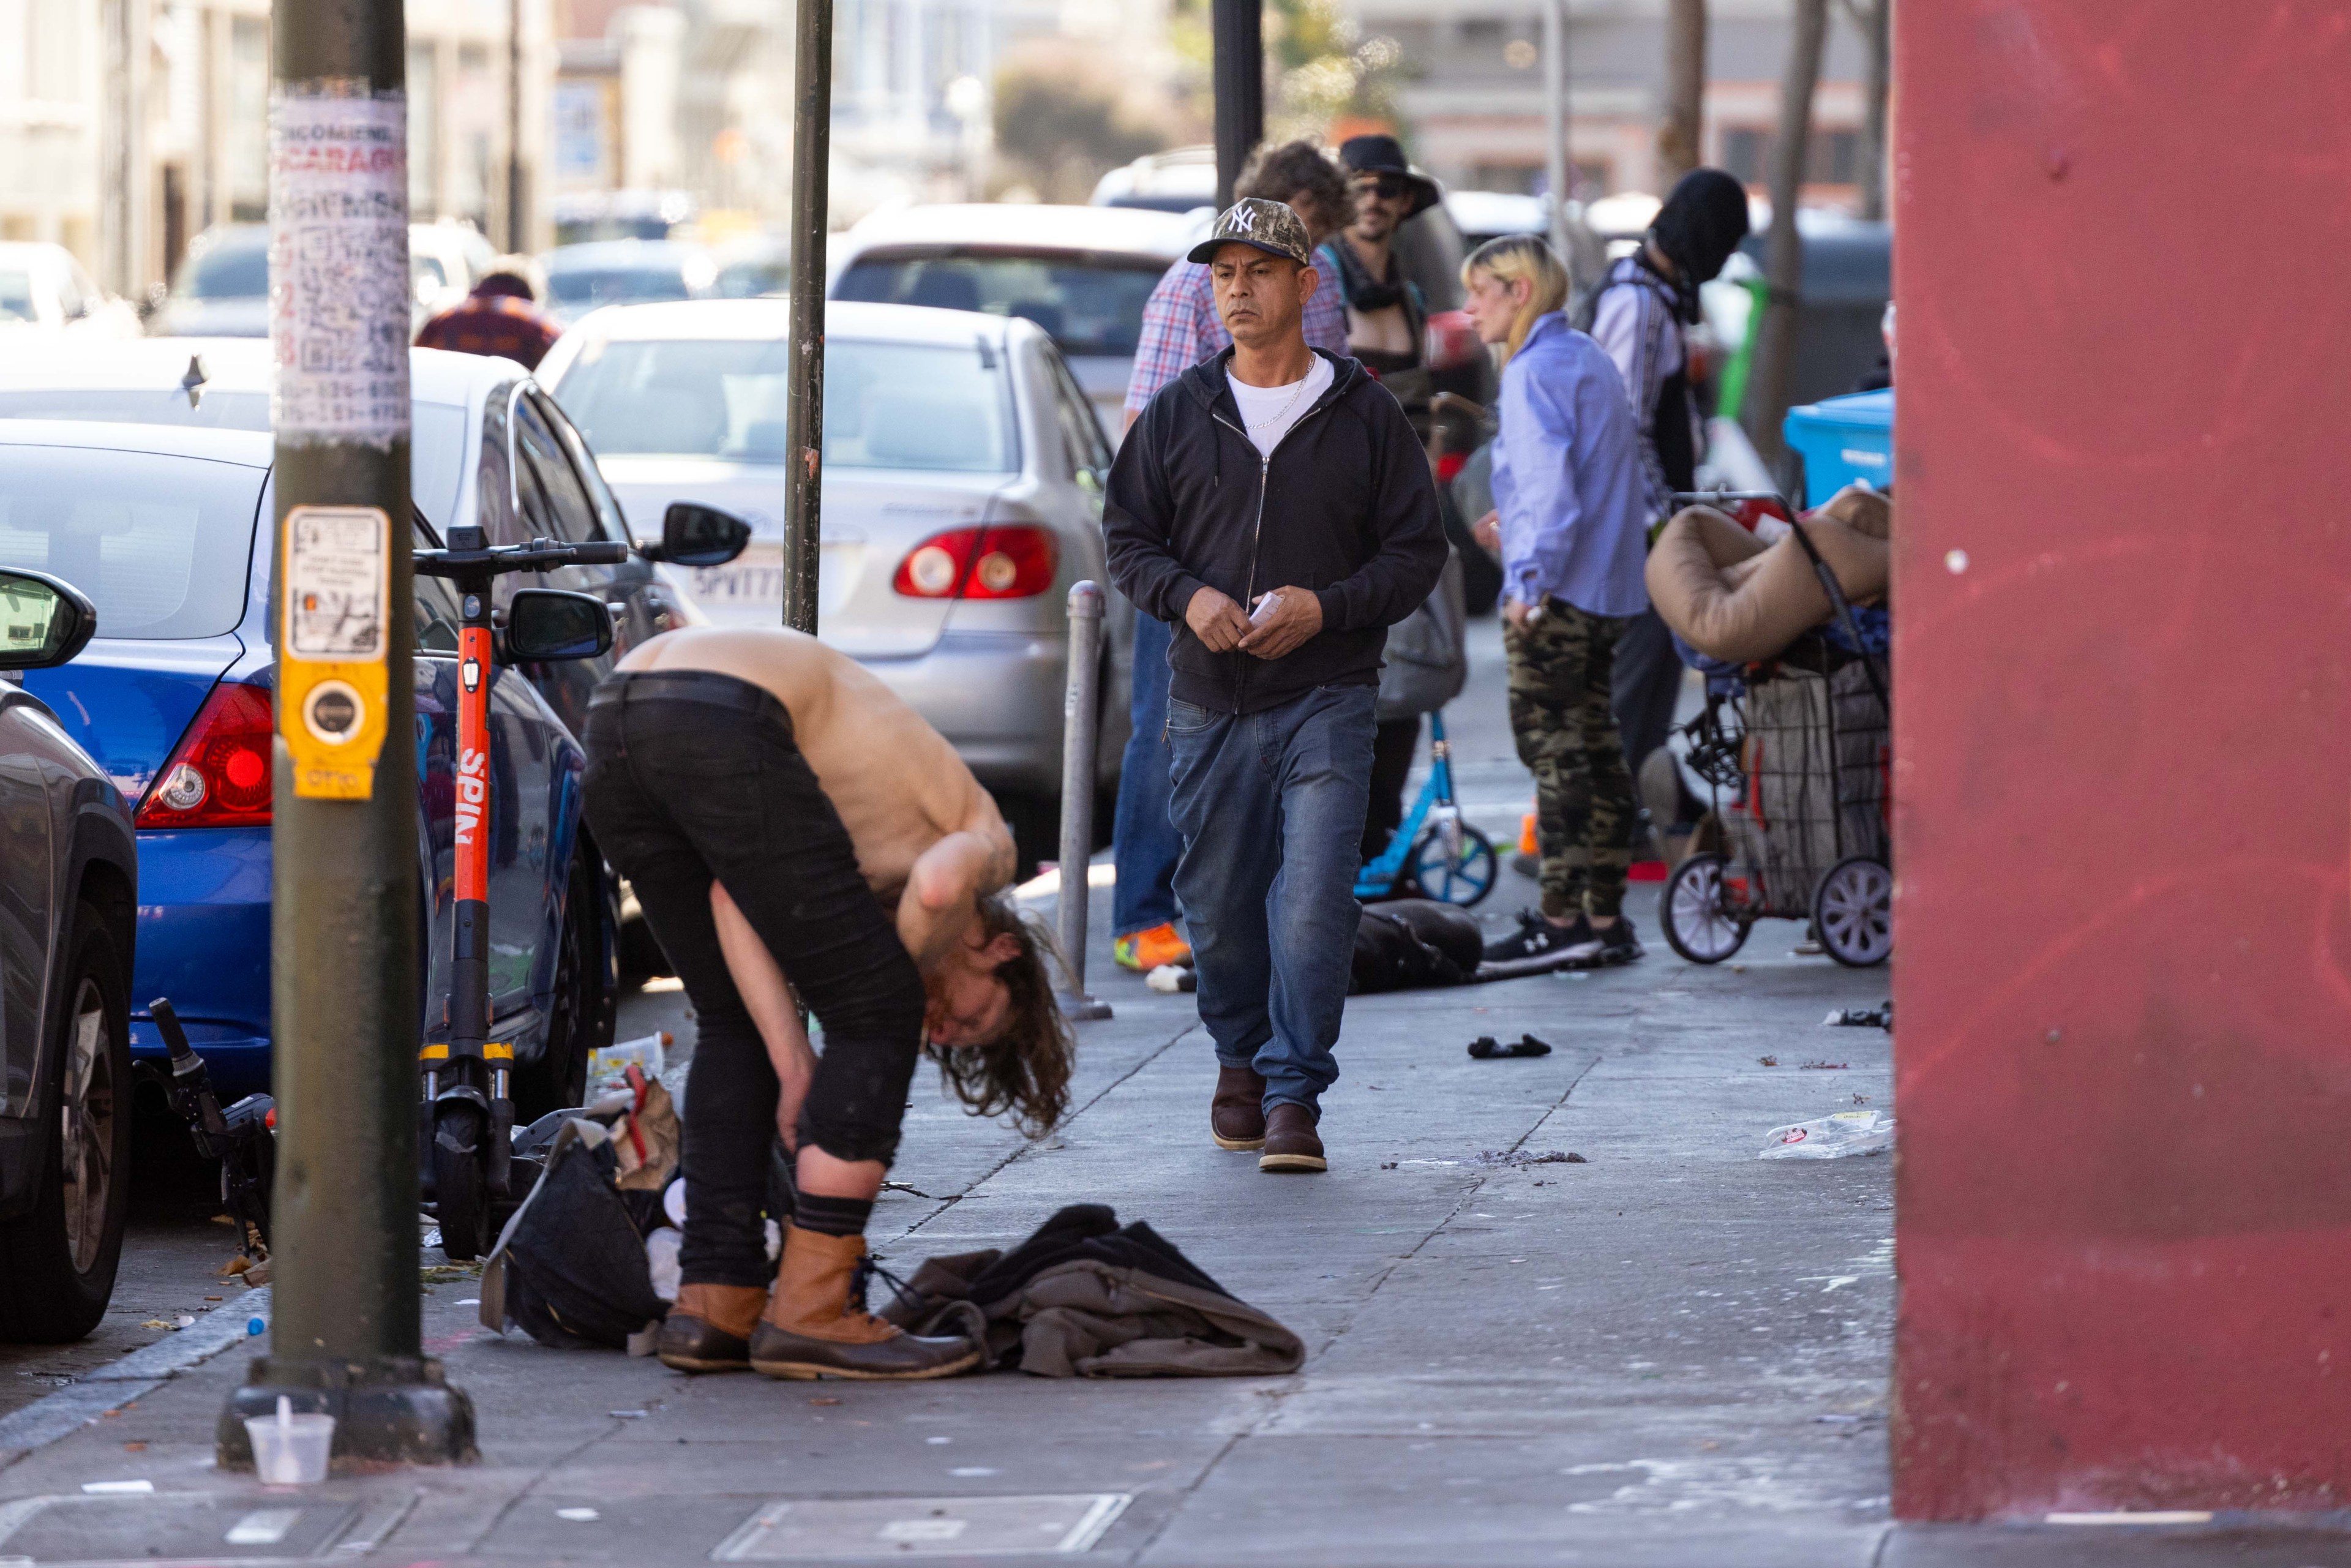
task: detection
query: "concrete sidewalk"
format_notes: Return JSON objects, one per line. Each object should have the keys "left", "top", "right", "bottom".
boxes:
{"left": 0, "top": 869, "right": 1942, "bottom": 1566}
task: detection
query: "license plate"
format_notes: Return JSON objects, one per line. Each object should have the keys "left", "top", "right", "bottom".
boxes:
{"left": 681, "top": 542, "right": 862, "bottom": 623}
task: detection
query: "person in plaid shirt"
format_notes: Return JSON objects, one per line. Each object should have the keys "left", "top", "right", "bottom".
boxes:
{"left": 1109, "top": 141, "right": 1355, "bottom": 979}
{"left": 414, "top": 260, "right": 563, "bottom": 370}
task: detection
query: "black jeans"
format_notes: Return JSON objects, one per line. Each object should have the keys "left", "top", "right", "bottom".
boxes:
{"left": 582, "top": 670, "right": 926, "bottom": 1288}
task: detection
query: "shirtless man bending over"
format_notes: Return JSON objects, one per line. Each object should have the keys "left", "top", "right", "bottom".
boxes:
{"left": 582, "top": 627, "right": 1073, "bottom": 1380}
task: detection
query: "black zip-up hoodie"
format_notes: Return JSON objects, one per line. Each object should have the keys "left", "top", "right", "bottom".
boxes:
{"left": 1104, "top": 348, "right": 1447, "bottom": 716}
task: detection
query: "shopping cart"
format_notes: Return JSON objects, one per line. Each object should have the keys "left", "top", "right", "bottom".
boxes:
{"left": 1657, "top": 489, "right": 1892, "bottom": 968}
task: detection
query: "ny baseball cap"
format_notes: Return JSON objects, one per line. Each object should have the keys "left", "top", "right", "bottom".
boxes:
{"left": 1187, "top": 198, "right": 1314, "bottom": 266}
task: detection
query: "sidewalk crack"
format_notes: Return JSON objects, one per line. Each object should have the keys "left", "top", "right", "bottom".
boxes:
{"left": 895, "top": 1023, "right": 1198, "bottom": 1240}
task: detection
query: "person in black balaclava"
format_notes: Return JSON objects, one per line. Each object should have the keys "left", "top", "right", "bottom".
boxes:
{"left": 1577, "top": 167, "right": 1751, "bottom": 849}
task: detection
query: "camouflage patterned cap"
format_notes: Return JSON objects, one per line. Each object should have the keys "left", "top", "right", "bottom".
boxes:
{"left": 1187, "top": 198, "right": 1314, "bottom": 266}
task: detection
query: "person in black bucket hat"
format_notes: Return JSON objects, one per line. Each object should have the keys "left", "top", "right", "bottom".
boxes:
{"left": 1575, "top": 166, "right": 1753, "bottom": 875}
{"left": 1321, "top": 135, "right": 1446, "bottom": 397}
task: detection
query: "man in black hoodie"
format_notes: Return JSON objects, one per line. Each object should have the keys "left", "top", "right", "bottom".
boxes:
{"left": 1106, "top": 198, "right": 1446, "bottom": 1176}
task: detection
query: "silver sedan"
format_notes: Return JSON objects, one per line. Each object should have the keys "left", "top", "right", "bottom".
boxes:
{"left": 537, "top": 299, "right": 1129, "bottom": 863}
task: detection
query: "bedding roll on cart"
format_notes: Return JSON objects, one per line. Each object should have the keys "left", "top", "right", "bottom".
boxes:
{"left": 1657, "top": 489, "right": 1892, "bottom": 969}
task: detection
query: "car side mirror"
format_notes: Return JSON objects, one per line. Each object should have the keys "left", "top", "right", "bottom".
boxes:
{"left": 0, "top": 568, "right": 97, "bottom": 669}
{"left": 642, "top": 501, "right": 751, "bottom": 568}
{"left": 504, "top": 588, "right": 613, "bottom": 662}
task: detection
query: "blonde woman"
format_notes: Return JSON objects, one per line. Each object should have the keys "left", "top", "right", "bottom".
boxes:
{"left": 1461, "top": 234, "right": 1654, "bottom": 973}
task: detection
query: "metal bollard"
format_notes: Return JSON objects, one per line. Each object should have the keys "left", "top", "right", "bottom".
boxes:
{"left": 1056, "top": 582, "right": 1112, "bottom": 1020}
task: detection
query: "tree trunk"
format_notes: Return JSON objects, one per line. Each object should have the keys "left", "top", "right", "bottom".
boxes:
{"left": 1745, "top": 0, "right": 1828, "bottom": 463}
{"left": 1858, "top": 0, "right": 1889, "bottom": 220}
{"left": 1657, "top": 0, "right": 1708, "bottom": 189}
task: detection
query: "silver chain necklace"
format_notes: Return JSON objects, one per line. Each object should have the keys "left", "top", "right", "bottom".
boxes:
{"left": 1239, "top": 372, "right": 1314, "bottom": 433}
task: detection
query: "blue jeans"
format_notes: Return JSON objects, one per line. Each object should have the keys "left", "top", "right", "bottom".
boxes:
{"left": 1111, "top": 613, "right": 1183, "bottom": 937}
{"left": 1167, "top": 683, "right": 1376, "bottom": 1117}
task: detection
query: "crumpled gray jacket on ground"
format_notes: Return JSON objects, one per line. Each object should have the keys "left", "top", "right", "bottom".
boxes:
{"left": 877, "top": 1207, "right": 1304, "bottom": 1379}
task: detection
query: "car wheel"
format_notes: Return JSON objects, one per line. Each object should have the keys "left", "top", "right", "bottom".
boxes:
{"left": 515, "top": 839, "right": 615, "bottom": 1122}
{"left": 0, "top": 904, "right": 133, "bottom": 1342}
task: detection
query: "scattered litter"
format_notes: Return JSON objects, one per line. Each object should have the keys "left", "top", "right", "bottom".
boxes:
{"left": 1730, "top": 964, "right": 1747, "bottom": 973}
{"left": 1817, "top": 1413, "right": 1864, "bottom": 1424}
{"left": 1799, "top": 1061, "right": 1848, "bottom": 1070}
{"left": 1758, "top": 1109, "right": 1894, "bottom": 1160}
{"left": 204, "top": 1296, "right": 223, "bottom": 1302}
{"left": 122, "top": 1442, "right": 146, "bottom": 1452}
{"left": 1505, "top": 1150, "right": 1586, "bottom": 1166}
{"left": 174, "top": 1315, "right": 197, "bottom": 1328}
{"left": 588, "top": 1032, "right": 671, "bottom": 1093}
{"left": 221, "top": 1255, "right": 253, "bottom": 1277}
{"left": 455, "top": 1297, "right": 481, "bottom": 1306}
{"left": 1825, "top": 1002, "right": 1892, "bottom": 1030}
{"left": 926, "top": 1436, "right": 952, "bottom": 1446}
{"left": 140, "top": 1319, "right": 173, "bottom": 1331}
{"left": 1758, "top": 1056, "right": 1778, "bottom": 1067}
{"left": 609, "top": 1410, "right": 647, "bottom": 1420}
{"left": 1145, "top": 963, "right": 1196, "bottom": 994}
{"left": 557, "top": 1508, "right": 601, "bottom": 1522}
{"left": 1853, "top": 1093, "right": 1870, "bottom": 1105}
{"left": 82, "top": 1481, "right": 152, "bottom": 1495}
{"left": 1468, "top": 1034, "right": 1551, "bottom": 1059}
{"left": 950, "top": 1467, "right": 999, "bottom": 1477}
{"left": 809, "top": 1397, "right": 841, "bottom": 1406}
{"left": 246, "top": 1318, "right": 265, "bottom": 1337}
{"left": 246, "top": 1395, "right": 334, "bottom": 1486}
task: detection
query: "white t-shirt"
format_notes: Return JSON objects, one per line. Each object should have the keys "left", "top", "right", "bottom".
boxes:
{"left": 1228, "top": 354, "right": 1335, "bottom": 459}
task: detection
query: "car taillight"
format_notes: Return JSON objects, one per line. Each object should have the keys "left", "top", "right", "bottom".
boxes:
{"left": 137, "top": 681, "right": 274, "bottom": 829}
{"left": 891, "top": 525, "right": 1059, "bottom": 601}
{"left": 1425, "top": 309, "right": 1484, "bottom": 372}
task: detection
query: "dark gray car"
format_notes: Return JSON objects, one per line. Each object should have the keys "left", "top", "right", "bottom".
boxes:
{"left": 0, "top": 570, "right": 140, "bottom": 1342}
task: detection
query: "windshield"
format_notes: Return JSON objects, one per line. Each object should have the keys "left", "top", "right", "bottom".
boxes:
{"left": 181, "top": 236, "right": 270, "bottom": 300}
{"left": 553, "top": 337, "right": 1016, "bottom": 473}
{"left": 0, "top": 272, "right": 35, "bottom": 323}
{"left": 833, "top": 253, "right": 1167, "bottom": 357}
{"left": 0, "top": 444, "right": 261, "bottom": 637}
{"left": 0, "top": 395, "right": 470, "bottom": 530}
{"left": 545, "top": 266, "right": 692, "bottom": 310}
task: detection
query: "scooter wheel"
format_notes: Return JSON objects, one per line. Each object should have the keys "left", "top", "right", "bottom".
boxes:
{"left": 431, "top": 1103, "right": 490, "bottom": 1262}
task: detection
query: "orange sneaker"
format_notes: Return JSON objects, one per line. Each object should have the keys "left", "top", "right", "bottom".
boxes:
{"left": 1113, "top": 922, "right": 1192, "bottom": 972}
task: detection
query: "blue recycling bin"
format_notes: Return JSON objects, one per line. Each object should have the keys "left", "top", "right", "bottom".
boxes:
{"left": 1782, "top": 388, "right": 1892, "bottom": 507}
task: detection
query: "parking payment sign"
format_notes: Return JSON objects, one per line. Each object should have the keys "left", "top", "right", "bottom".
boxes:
{"left": 280, "top": 506, "right": 392, "bottom": 800}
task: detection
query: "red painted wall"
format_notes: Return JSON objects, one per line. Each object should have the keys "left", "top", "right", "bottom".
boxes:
{"left": 1892, "top": 1, "right": 2351, "bottom": 1520}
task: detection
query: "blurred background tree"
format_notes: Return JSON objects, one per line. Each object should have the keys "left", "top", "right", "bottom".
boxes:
{"left": 1166, "top": 0, "right": 1409, "bottom": 147}
{"left": 991, "top": 42, "right": 1177, "bottom": 203}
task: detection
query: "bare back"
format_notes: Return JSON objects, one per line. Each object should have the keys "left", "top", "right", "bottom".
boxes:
{"left": 617, "top": 627, "right": 1006, "bottom": 901}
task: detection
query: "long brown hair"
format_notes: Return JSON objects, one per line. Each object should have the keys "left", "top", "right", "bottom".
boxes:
{"left": 1462, "top": 233, "right": 1569, "bottom": 366}
{"left": 924, "top": 892, "right": 1073, "bottom": 1137}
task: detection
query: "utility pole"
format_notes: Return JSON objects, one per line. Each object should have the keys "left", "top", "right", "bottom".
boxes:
{"left": 1850, "top": 0, "right": 1889, "bottom": 221}
{"left": 1542, "top": 0, "right": 1569, "bottom": 263}
{"left": 1745, "top": 0, "right": 1827, "bottom": 465}
{"left": 1210, "top": 0, "right": 1262, "bottom": 209}
{"left": 1659, "top": 0, "right": 1706, "bottom": 189}
{"left": 508, "top": 0, "right": 527, "bottom": 250}
{"left": 781, "top": 0, "right": 834, "bottom": 632}
{"left": 99, "top": 0, "right": 143, "bottom": 299}
{"left": 220, "top": 0, "right": 474, "bottom": 1468}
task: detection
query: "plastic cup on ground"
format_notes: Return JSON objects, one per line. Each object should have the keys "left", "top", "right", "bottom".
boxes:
{"left": 246, "top": 1395, "right": 334, "bottom": 1485}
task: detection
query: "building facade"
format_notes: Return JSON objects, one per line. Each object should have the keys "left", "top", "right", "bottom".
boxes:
{"left": 1352, "top": 0, "right": 1877, "bottom": 206}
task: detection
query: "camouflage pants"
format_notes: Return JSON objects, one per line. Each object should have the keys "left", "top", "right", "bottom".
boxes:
{"left": 1503, "top": 601, "right": 1638, "bottom": 920}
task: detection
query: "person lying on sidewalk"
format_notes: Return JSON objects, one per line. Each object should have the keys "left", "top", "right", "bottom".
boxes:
{"left": 581, "top": 627, "right": 1074, "bottom": 1380}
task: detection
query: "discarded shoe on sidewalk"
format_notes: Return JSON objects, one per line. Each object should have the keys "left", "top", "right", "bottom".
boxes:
{"left": 1468, "top": 1033, "right": 1553, "bottom": 1060}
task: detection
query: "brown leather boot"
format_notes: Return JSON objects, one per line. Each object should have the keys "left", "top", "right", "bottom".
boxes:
{"left": 657, "top": 1282, "right": 767, "bottom": 1373}
{"left": 1259, "top": 1102, "right": 1326, "bottom": 1173}
{"left": 748, "top": 1226, "right": 983, "bottom": 1381}
{"left": 1212, "top": 1065, "right": 1267, "bottom": 1150}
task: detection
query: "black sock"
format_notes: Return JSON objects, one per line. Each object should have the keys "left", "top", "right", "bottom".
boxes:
{"left": 795, "top": 1192, "right": 874, "bottom": 1238}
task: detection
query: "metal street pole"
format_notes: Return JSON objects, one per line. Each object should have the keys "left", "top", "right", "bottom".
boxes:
{"left": 1543, "top": 0, "right": 1569, "bottom": 262}
{"left": 781, "top": 0, "right": 834, "bottom": 634}
{"left": 508, "top": 0, "right": 527, "bottom": 250}
{"left": 219, "top": 0, "right": 474, "bottom": 1468}
{"left": 1210, "top": 0, "right": 1262, "bottom": 210}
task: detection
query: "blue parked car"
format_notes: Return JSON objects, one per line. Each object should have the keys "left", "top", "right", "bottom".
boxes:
{"left": 0, "top": 349, "right": 681, "bottom": 1116}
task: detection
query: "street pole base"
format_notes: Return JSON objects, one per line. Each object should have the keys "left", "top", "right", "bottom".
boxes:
{"left": 1057, "top": 992, "right": 1114, "bottom": 1021}
{"left": 218, "top": 1354, "right": 476, "bottom": 1470}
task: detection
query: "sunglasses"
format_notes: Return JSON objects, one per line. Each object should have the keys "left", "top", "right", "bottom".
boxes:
{"left": 1357, "top": 174, "right": 1415, "bottom": 201}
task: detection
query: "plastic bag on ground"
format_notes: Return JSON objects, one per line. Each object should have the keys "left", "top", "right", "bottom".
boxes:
{"left": 1758, "top": 1108, "right": 1894, "bottom": 1160}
